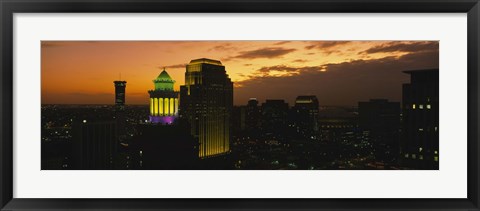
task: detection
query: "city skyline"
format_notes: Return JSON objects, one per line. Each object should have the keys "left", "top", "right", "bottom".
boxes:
{"left": 41, "top": 41, "right": 439, "bottom": 106}
{"left": 41, "top": 51, "right": 439, "bottom": 169}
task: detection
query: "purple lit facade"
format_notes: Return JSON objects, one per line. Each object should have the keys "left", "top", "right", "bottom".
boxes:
{"left": 149, "top": 116, "right": 176, "bottom": 125}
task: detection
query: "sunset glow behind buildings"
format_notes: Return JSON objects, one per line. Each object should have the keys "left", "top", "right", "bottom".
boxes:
{"left": 41, "top": 41, "right": 439, "bottom": 106}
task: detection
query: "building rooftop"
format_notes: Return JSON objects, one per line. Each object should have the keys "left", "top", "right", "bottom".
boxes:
{"left": 295, "top": 95, "right": 318, "bottom": 104}
{"left": 403, "top": 68, "right": 439, "bottom": 74}
{"left": 155, "top": 69, "right": 174, "bottom": 82}
{"left": 189, "top": 58, "right": 223, "bottom": 66}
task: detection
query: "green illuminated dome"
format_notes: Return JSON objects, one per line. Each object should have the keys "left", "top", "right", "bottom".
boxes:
{"left": 153, "top": 68, "right": 175, "bottom": 91}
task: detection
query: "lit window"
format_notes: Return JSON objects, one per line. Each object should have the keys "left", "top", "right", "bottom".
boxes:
{"left": 404, "top": 153, "right": 409, "bottom": 158}
{"left": 83, "top": 120, "right": 87, "bottom": 123}
{"left": 435, "top": 150, "right": 438, "bottom": 154}
{"left": 427, "top": 104, "right": 431, "bottom": 109}
{"left": 435, "top": 127, "right": 438, "bottom": 132}
{"left": 419, "top": 104, "right": 424, "bottom": 109}
{"left": 412, "top": 104, "right": 416, "bottom": 109}
{"left": 434, "top": 156, "right": 439, "bottom": 162}
{"left": 419, "top": 155, "right": 423, "bottom": 160}
{"left": 412, "top": 154, "right": 416, "bottom": 159}
{"left": 418, "top": 128, "right": 424, "bottom": 131}
{"left": 419, "top": 147, "right": 423, "bottom": 152}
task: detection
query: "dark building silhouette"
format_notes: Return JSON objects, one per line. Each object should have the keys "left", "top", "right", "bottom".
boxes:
{"left": 114, "top": 81, "right": 127, "bottom": 109}
{"left": 180, "top": 58, "right": 233, "bottom": 158}
{"left": 41, "top": 140, "right": 71, "bottom": 170}
{"left": 132, "top": 121, "right": 199, "bottom": 170}
{"left": 292, "top": 95, "right": 320, "bottom": 140}
{"left": 72, "top": 119, "right": 117, "bottom": 170}
{"left": 261, "top": 100, "right": 289, "bottom": 139}
{"left": 114, "top": 80, "right": 127, "bottom": 144}
{"left": 245, "top": 98, "right": 260, "bottom": 134}
{"left": 232, "top": 106, "right": 246, "bottom": 136}
{"left": 148, "top": 68, "right": 179, "bottom": 124}
{"left": 318, "top": 107, "right": 358, "bottom": 142}
{"left": 359, "top": 99, "right": 400, "bottom": 163}
{"left": 401, "top": 69, "right": 439, "bottom": 169}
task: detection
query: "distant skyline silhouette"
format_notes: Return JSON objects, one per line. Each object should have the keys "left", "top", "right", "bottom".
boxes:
{"left": 41, "top": 41, "right": 439, "bottom": 106}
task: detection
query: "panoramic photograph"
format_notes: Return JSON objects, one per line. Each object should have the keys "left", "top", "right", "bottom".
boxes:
{"left": 41, "top": 40, "right": 439, "bottom": 170}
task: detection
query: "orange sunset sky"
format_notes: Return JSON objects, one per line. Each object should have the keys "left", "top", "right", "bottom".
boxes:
{"left": 41, "top": 41, "right": 439, "bottom": 106}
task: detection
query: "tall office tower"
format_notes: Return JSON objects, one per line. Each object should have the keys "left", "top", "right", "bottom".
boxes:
{"left": 114, "top": 81, "right": 127, "bottom": 110}
{"left": 179, "top": 58, "right": 233, "bottom": 158}
{"left": 401, "top": 69, "right": 439, "bottom": 169}
{"left": 292, "top": 95, "right": 320, "bottom": 139}
{"left": 114, "top": 80, "right": 127, "bottom": 143}
{"left": 245, "top": 98, "right": 260, "bottom": 132}
{"left": 148, "top": 69, "right": 179, "bottom": 124}
{"left": 132, "top": 121, "right": 199, "bottom": 170}
{"left": 232, "top": 106, "right": 246, "bottom": 135}
{"left": 72, "top": 119, "right": 117, "bottom": 170}
{"left": 359, "top": 99, "right": 400, "bottom": 163}
{"left": 261, "top": 100, "right": 289, "bottom": 139}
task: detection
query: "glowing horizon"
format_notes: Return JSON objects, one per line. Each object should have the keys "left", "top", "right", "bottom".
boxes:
{"left": 41, "top": 41, "right": 439, "bottom": 106}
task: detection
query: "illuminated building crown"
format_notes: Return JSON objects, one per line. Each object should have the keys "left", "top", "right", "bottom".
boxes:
{"left": 149, "top": 68, "right": 178, "bottom": 124}
{"left": 153, "top": 68, "right": 175, "bottom": 91}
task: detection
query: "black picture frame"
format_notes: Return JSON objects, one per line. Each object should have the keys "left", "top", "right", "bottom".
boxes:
{"left": 1, "top": 0, "right": 479, "bottom": 210}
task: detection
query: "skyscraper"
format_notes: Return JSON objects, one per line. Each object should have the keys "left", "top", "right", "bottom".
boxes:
{"left": 358, "top": 99, "right": 400, "bottom": 163}
{"left": 72, "top": 119, "right": 117, "bottom": 170}
{"left": 232, "top": 106, "right": 246, "bottom": 135}
{"left": 292, "top": 95, "right": 320, "bottom": 139}
{"left": 132, "top": 121, "right": 199, "bottom": 170}
{"left": 180, "top": 58, "right": 233, "bottom": 158}
{"left": 128, "top": 68, "right": 198, "bottom": 170}
{"left": 261, "top": 100, "right": 289, "bottom": 139}
{"left": 401, "top": 69, "right": 439, "bottom": 169}
{"left": 245, "top": 98, "right": 260, "bottom": 132}
{"left": 148, "top": 69, "right": 179, "bottom": 124}
{"left": 114, "top": 81, "right": 127, "bottom": 110}
{"left": 114, "top": 80, "right": 127, "bottom": 143}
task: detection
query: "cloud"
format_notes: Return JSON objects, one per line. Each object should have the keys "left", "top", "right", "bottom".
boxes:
{"left": 256, "top": 65, "right": 323, "bottom": 75}
{"left": 162, "top": 64, "right": 187, "bottom": 69}
{"left": 292, "top": 59, "right": 309, "bottom": 63}
{"left": 225, "top": 47, "right": 296, "bottom": 61}
{"left": 303, "top": 41, "right": 352, "bottom": 55}
{"left": 244, "top": 64, "right": 253, "bottom": 66}
{"left": 208, "top": 43, "right": 238, "bottom": 52}
{"left": 234, "top": 50, "right": 438, "bottom": 106}
{"left": 304, "top": 41, "right": 351, "bottom": 50}
{"left": 361, "top": 41, "right": 438, "bottom": 54}
{"left": 274, "top": 41, "right": 291, "bottom": 45}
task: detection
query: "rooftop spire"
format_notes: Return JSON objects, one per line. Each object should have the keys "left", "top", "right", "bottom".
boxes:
{"left": 153, "top": 68, "right": 175, "bottom": 91}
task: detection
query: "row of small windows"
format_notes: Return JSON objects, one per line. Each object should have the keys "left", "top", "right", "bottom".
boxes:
{"left": 416, "top": 148, "right": 439, "bottom": 154}
{"left": 404, "top": 154, "right": 439, "bottom": 162}
{"left": 404, "top": 150, "right": 439, "bottom": 161}
{"left": 408, "top": 104, "right": 432, "bottom": 110}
